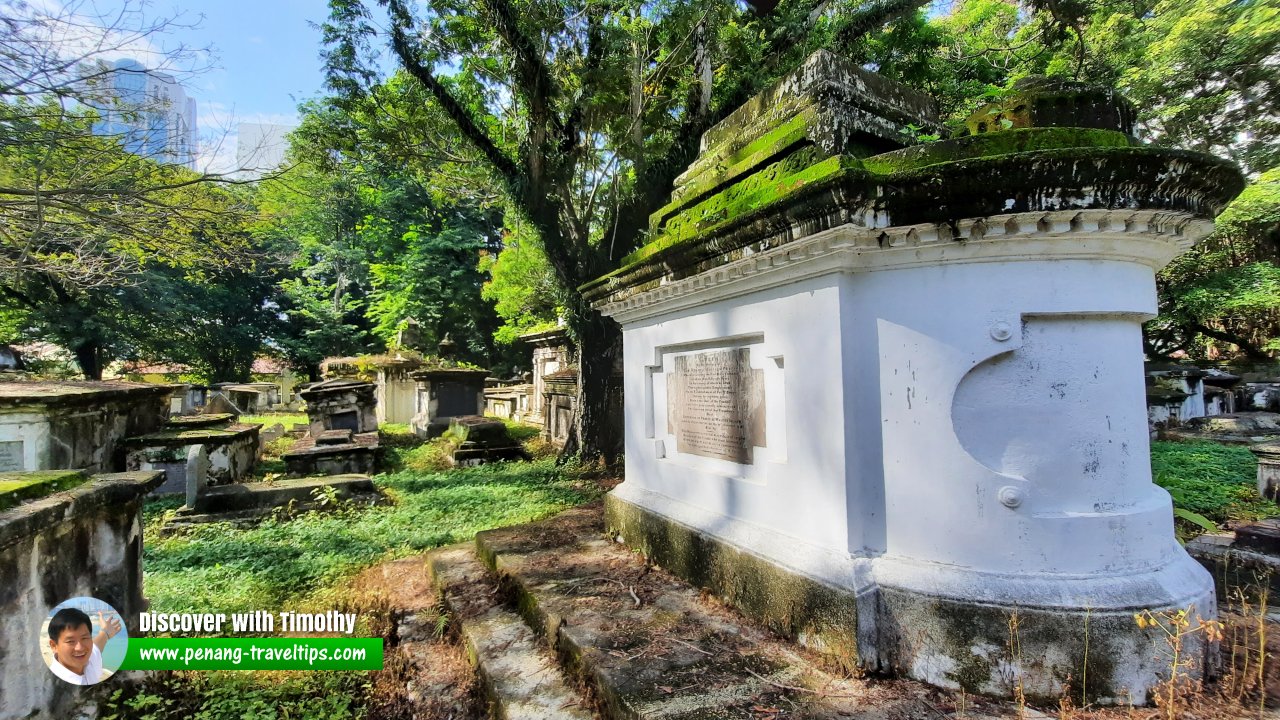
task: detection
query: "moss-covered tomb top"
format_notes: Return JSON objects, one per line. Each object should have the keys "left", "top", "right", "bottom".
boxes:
{"left": 0, "top": 470, "right": 87, "bottom": 511}
{"left": 582, "top": 53, "right": 1244, "bottom": 308}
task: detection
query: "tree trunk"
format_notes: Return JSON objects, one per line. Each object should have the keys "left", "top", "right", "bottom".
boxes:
{"left": 568, "top": 305, "right": 624, "bottom": 465}
{"left": 72, "top": 342, "right": 104, "bottom": 380}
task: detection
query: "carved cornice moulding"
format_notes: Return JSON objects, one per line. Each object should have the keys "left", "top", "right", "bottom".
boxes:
{"left": 595, "top": 209, "right": 1211, "bottom": 324}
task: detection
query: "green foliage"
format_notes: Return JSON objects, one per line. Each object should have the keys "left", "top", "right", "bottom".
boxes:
{"left": 1172, "top": 507, "right": 1218, "bottom": 534}
{"left": 255, "top": 99, "right": 508, "bottom": 374}
{"left": 479, "top": 220, "right": 564, "bottom": 345}
{"left": 0, "top": 176, "right": 269, "bottom": 380}
{"left": 1150, "top": 440, "right": 1279, "bottom": 524}
{"left": 501, "top": 418, "right": 542, "bottom": 441}
{"left": 143, "top": 457, "right": 596, "bottom": 616}
{"left": 102, "top": 670, "right": 367, "bottom": 720}
{"left": 1150, "top": 170, "right": 1280, "bottom": 358}
{"left": 240, "top": 414, "right": 310, "bottom": 428}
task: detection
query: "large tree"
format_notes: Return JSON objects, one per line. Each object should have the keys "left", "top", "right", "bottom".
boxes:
{"left": 256, "top": 99, "right": 509, "bottom": 377}
{"left": 0, "top": 0, "right": 269, "bottom": 377}
{"left": 322, "top": 0, "right": 969, "bottom": 461}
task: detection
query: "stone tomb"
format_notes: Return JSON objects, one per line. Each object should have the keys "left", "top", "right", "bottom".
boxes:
{"left": 122, "top": 415, "right": 261, "bottom": 493}
{"left": 299, "top": 379, "right": 378, "bottom": 436}
{"left": 542, "top": 369, "right": 578, "bottom": 446}
{"left": 0, "top": 469, "right": 163, "bottom": 720}
{"left": 282, "top": 429, "right": 379, "bottom": 477}
{"left": 584, "top": 53, "right": 1244, "bottom": 704}
{"left": 373, "top": 358, "right": 422, "bottom": 425}
{"left": 321, "top": 354, "right": 424, "bottom": 424}
{"left": 444, "top": 415, "right": 529, "bottom": 467}
{"left": 483, "top": 381, "right": 534, "bottom": 423}
{"left": 410, "top": 367, "right": 489, "bottom": 438}
{"left": 0, "top": 381, "right": 171, "bottom": 474}
{"left": 521, "top": 327, "right": 574, "bottom": 424}
{"left": 217, "top": 382, "right": 278, "bottom": 415}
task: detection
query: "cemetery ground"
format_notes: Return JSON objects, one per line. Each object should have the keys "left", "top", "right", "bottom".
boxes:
{"left": 90, "top": 420, "right": 1277, "bottom": 720}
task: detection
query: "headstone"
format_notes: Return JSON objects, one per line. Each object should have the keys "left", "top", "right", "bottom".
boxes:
{"left": 1236, "top": 519, "right": 1280, "bottom": 554}
{"left": 298, "top": 379, "right": 378, "bottom": 436}
{"left": 183, "top": 444, "right": 210, "bottom": 511}
{"left": 316, "top": 429, "right": 354, "bottom": 446}
{"left": 204, "top": 392, "right": 241, "bottom": 417}
{"left": 261, "top": 423, "right": 286, "bottom": 444}
{"left": 1251, "top": 441, "right": 1280, "bottom": 500}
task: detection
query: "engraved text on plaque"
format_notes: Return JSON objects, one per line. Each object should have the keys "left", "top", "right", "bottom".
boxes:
{"left": 0, "top": 440, "right": 24, "bottom": 471}
{"left": 667, "top": 348, "right": 765, "bottom": 464}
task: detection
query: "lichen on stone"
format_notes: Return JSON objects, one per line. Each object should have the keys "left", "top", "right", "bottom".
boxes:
{"left": 0, "top": 470, "right": 89, "bottom": 510}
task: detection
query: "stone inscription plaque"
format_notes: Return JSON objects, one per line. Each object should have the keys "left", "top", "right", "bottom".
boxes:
{"left": 0, "top": 440, "right": 24, "bottom": 471}
{"left": 668, "top": 348, "right": 765, "bottom": 464}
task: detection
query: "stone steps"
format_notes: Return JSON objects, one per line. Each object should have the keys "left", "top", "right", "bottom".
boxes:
{"left": 427, "top": 544, "right": 596, "bottom": 720}
{"left": 457, "top": 504, "right": 956, "bottom": 720}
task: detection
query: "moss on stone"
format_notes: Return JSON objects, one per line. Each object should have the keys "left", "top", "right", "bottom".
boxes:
{"left": 614, "top": 154, "right": 862, "bottom": 273}
{"left": 0, "top": 470, "right": 89, "bottom": 510}
{"left": 583, "top": 139, "right": 1243, "bottom": 302}
{"left": 134, "top": 427, "right": 243, "bottom": 441}
{"left": 658, "top": 109, "right": 819, "bottom": 227}
{"left": 861, "top": 127, "right": 1133, "bottom": 175}
{"left": 167, "top": 413, "right": 235, "bottom": 427}
{"left": 605, "top": 494, "right": 863, "bottom": 672}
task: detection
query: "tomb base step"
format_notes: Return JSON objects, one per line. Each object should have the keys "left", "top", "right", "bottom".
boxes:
{"left": 472, "top": 504, "right": 984, "bottom": 720}
{"left": 605, "top": 491, "right": 1215, "bottom": 707}
{"left": 191, "top": 474, "right": 379, "bottom": 513}
{"left": 426, "top": 544, "right": 595, "bottom": 720}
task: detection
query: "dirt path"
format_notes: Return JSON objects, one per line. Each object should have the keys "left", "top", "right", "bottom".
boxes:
{"left": 349, "top": 556, "right": 486, "bottom": 720}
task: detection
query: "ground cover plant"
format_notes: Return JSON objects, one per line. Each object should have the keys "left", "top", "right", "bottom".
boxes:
{"left": 144, "top": 456, "right": 597, "bottom": 616}
{"left": 1151, "top": 440, "right": 1280, "bottom": 537}
{"left": 126, "top": 435, "right": 1274, "bottom": 718}
{"left": 123, "top": 432, "right": 599, "bottom": 719}
{"left": 240, "top": 412, "right": 310, "bottom": 429}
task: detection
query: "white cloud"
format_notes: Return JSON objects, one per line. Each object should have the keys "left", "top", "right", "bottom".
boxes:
{"left": 12, "top": 0, "right": 210, "bottom": 78}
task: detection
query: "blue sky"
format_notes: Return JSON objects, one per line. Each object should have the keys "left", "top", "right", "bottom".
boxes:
{"left": 168, "top": 0, "right": 332, "bottom": 120}
{"left": 57, "top": 0, "right": 346, "bottom": 170}
{"left": 64, "top": 0, "right": 956, "bottom": 171}
{"left": 145, "top": 0, "right": 337, "bottom": 169}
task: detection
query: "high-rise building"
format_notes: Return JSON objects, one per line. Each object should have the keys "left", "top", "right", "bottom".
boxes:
{"left": 89, "top": 59, "right": 197, "bottom": 169}
{"left": 236, "top": 122, "right": 295, "bottom": 180}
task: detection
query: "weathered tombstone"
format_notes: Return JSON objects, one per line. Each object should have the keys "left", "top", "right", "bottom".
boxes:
{"left": 183, "top": 443, "right": 210, "bottom": 510}
{"left": 444, "top": 415, "right": 529, "bottom": 466}
{"left": 298, "top": 379, "right": 378, "bottom": 436}
{"left": 0, "top": 469, "right": 164, "bottom": 719}
{"left": 410, "top": 368, "right": 489, "bottom": 438}
{"left": 521, "top": 327, "right": 574, "bottom": 424}
{"left": 0, "top": 381, "right": 170, "bottom": 473}
{"left": 584, "top": 52, "right": 1245, "bottom": 704}
{"left": 203, "top": 391, "right": 241, "bottom": 417}
{"left": 542, "top": 369, "right": 578, "bottom": 446}
{"left": 1251, "top": 441, "right": 1280, "bottom": 501}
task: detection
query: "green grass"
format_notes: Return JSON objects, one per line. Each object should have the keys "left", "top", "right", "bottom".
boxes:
{"left": 1151, "top": 440, "right": 1280, "bottom": 528}
{"left": 102, "top": 671, "right": 366, "bottom": 720}
{"left": 143, "top": 457, "right": 597, "bottom": 616}
{"left": 500, "top": 417, "right": 542, "bottom": 441}
{"left": 240, "top": 412, "right": 309, "bottom": 428}
{"left": 131, "top": 440, "right": 601, "bottom": 719}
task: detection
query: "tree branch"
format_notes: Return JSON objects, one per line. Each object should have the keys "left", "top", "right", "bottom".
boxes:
{"left": 380, "top": 0, "right": 523, "bottom": 188}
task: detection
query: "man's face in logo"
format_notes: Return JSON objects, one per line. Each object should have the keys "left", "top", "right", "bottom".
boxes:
{"left": 50, "top": 623, "right": 93, "bottom": 674}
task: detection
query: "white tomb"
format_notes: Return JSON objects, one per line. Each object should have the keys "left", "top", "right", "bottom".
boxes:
{"left": 586, "top": 53, "right": 1245, "bottom": 703}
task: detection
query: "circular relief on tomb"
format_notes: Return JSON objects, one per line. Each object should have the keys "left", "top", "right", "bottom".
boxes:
{"left": 42, "top": 597, "right": 128, "bottom": 685}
